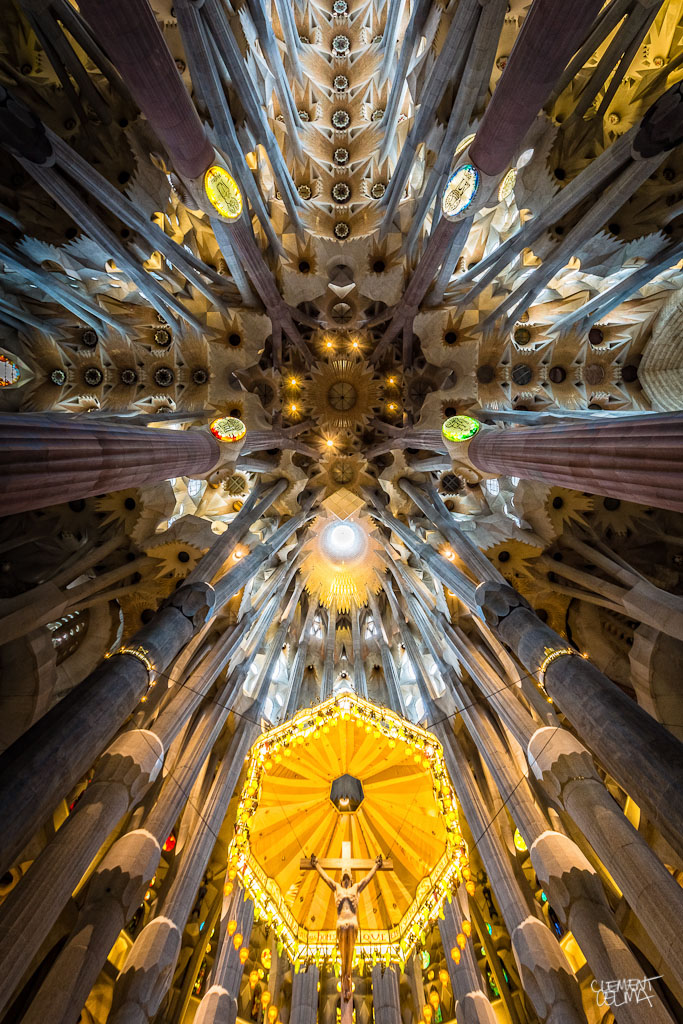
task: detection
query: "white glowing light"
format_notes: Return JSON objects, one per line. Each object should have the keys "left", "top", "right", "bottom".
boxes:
{"left": 320, "top": 520, "right": 367, "bottom": 563}
{"left": 331, "top": 523, "right": 355, "bottom": 550}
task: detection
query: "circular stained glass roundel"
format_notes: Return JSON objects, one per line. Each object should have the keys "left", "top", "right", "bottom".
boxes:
{"left": 442, "top": 164, "right": 479, "bottom": 220}
{"left": 332, "top": 34, "right": 350, "bottom": 54}
{"left": 497, "top": 167, "right": 517, "bottom": 202}
{"left": 442, "top": 414, "right": 480, "bottom": 443}
{"left": 210, "top": 416, "right": 247, "bottom": 443}
{"left": 0, "top": 354, "right": 20, "bottom": 386}
{"left": 204, "top": 166, "right": 243, "bottom": 221}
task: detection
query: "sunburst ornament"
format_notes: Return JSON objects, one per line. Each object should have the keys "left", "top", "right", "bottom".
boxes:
{"left": 302, "top": 358, "right": 381, "bottom": 432}
{"left": 546, "top": 487, "right": 594, "bottom": 535}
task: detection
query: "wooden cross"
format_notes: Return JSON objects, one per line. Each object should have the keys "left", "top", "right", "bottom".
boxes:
{"left": 300, "top": 841, "right": 394, "bottom": 872}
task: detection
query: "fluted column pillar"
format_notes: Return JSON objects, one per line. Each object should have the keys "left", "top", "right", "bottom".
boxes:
{"left": 529, "top": 727, "right": 683, "bottom": 993}
{"left": 436, "top": 726, "right": 587, "bottom": 1024}
{"left": 367, "top": 591, "right": 405, "bottom": 714}
{"left": 370, "top": 490, "right": 683, "bottom": 860}
{"left": 467, "top": 413, "right": 683, "bottom": 513}
{"left": 468, "top": 0, "right": 602, "bottom": 179}
{"left": 290, "top": 966, "right": 319, "bottom": 1024}
{"left": 371, "top": 964, "right": 402, "bottom": 1024}
{"left": 474, "top": 579, "right": 683, "bottom": 858}
{"left": 0, "top": 414, "right": 222, "bottom": 515}
{"left": 77, "top": 0, "right": 213, "bottom": 179}
{"left": 351, "top": 605, "right": 368, "bottom": 698}
{"left": 0, "top": 510, "right": 308, "bottom": 880}
{"left": 194, "top": 885, "right": 255, "bottom": 1024}
{"left": 439, "top": 899, "right": 498, "bottom": 1024}
{"left": 22, "top": 722, "right": 257, "bottom": 1024}
{"left": 285, "top": 600, "right": 318, "bottom": 716}
{"left": 321, "top": 608, "right": 336, "bottom": 699}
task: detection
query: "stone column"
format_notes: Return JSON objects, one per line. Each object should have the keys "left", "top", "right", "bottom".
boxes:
{"left": 290, "top": 966, "right": 319, "bottom": 1024}
{"left": 22, "top": 723, "right": 256, "bottom": 1024}
{"left": 367, "top": 590, "right": 406, "bottom": 714}
{"left": 0, "top": 578, "right": 215, "bottom": 878}
{"left": 0, "top": 729, "right": 163, "bottom": 1018}
{"left": 320, "top": 608, "right": 337, "bottom": 700}
{"left": 371, "top": 964, "right": 402, "bottom": 1024}
{"left": 0, "top": 510, "right": 306, "bottom": 881}
{"left": 78, "top": 0, "right": 214, "bottom": 179}
{"left": 185, "top": 478, "right": 288, "bottom": 586}
{"left": 458, "top": 703, "right": 678, "bottom": 1022}
{"left": 467, "top": 413, "right": 683, "bottom": 514}
{"left": 439, "top": 899, "right": 498, "bottom": 1024}
{"left": 351, "top": 605, "right": 368, "bottom": 698}
{"left": 436, "top": 726, "right": 587, "bottom": 1024}
{"left": 528, "top": 727, "right": 683, "bottom": 994}
{"left": 372, "top": 494, "right": 683, "bottom": 860}
{"left": 468, "top": 0, "right": 602, "bottom": 179}
{"left": 194, "top": 885, "right": 255, "bottom": 1024}
{"left": 0, "top": 414, "right": 221, "bottom": 515}
{"left": 285, "top": 600, "right": 318, "bottom": 716}
{"left": 475, "top": 580, "right": 683, "bottom": 858}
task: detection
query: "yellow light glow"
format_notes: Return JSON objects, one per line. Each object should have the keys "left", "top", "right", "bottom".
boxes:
{"left": 204, "top": 165, "right": 243, "bottom": 220}
{"left": 326, "top": 438, "right": 334, "bottom": 448}
{"left": 387, "top": 377, "right": 395, "bottom": 384}
{"left": 513, "top": 828, "right": 527, "bottom": 852}
{"left": 228, "top": 692, "right": 469, "bottom": 967}
{"left": 290, "top": 377, "right": 298, "bottom": 386}
{"left": 290, "top": 404, "right": 297, "bottom": 412}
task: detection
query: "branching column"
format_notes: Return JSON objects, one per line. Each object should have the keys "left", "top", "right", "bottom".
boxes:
{"left": 436, "top": 727, "right": 587, "bottom": 1024}
{"left": 371, "top": 494, "right": 683, "bottom": 858}
{"left": 290, "top": 967, "right": 320, "bottom": 1024}
{"left": 195, "top": 886, "right": 255, "bottom": 1024}
{"left": 77, "top": 0, "right": 213, "bottom": 178}
{"left": 371, "top": 965, "right": 402, "bottom": 1024}
{"left": 0, "top": 510, "right": 308, "bottom": 880}
{"left": 439, "top": 898, "right": 498, "bottom": 1024}
{"left": 285, "top": 600, "right": 318, "bottom": 716}
{"left": 467, "top": 414, "right": 683, "bottom": 513}
{"left": 0, "top": 414, "right": 221, "bottom": 515}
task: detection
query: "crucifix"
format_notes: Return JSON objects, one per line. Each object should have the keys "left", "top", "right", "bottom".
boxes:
{"left": 301, "top": 843, "right": 394, "bottom": 1008}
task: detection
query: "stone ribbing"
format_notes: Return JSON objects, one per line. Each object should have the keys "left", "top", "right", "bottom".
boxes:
{"left": 0, "top": 414, "right": 220, "bottom": 514}
{"left": 469, "top": 413, "right": 683, "bottom": 513}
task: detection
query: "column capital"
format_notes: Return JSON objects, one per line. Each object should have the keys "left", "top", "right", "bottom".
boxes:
{"left": 527, "top": 727, "right": 599, "bottom": 801}
{"left": 474, "top": 580, "right": 532, "bottom": 627}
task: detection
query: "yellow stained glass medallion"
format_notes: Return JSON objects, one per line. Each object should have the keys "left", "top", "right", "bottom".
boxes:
{"left": 205, "top": 165, "right": 243, "bottom": 220}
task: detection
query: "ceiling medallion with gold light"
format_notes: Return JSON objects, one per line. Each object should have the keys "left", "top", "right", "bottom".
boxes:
{"left": 299, "top": 501, "right": 384, "bottom": 610}
{"left": 227, "top": 692, "right": 469, "bottom": 968}
{"left": 302, "top": 356, "right": 381, "bottom": 432}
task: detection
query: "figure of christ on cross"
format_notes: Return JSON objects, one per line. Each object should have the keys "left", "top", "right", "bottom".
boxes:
{"left": 309, "top": 851, "right": 383, "bottom": 1002}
